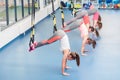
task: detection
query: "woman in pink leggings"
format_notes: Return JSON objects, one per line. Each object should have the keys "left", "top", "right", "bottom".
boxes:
{"left": 93, "top": 12, "right": 102, "bottom": 30}
{"left": 79, "top": 22, "right": 96, "bottom": 56}
{"left": 29, "top": 29, "right": 80, "bottom": 76}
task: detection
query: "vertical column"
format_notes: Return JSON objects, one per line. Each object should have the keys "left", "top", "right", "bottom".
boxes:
{"left": 5, "top": 0, "right": 9, "bottom": 25}
{"left": 28, "top": 0, "right": 30, "bottom": 15}
{"left": 21, "top": 0, "right": 24, "bottom": 18}
{"left": 14, "top": 0, "right": 17, "bottom": 21}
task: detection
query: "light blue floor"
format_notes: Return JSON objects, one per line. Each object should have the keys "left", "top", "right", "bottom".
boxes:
{"left": 0, "top": 9, "right": 120, "bottom": 80}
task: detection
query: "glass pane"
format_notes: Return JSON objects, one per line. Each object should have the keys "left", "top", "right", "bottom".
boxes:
{"left": 16, "top": 0, "right": 22, "bottom": 20}
{"left": 90, "top": 0, "right": 98, "bottom": 3}
{"left": 35, "top": 0, "right": 40, "bottom": 10}
{"left": 44, "top": 0, "right": 47, "bottom": 6}
{"left": 0, "top": 0, "right": 6, "bottom": 31}
{"left": 8, "top": 0, "right": 15, "bottom": 24}
{"left": 83, "top": 0, "right": 89, "bottom": 3}
{"left": 76, "top": 0, "right": 82, "bottom": 3}
{"left": 24, "top": 0, "right": 29, "bottom": 17}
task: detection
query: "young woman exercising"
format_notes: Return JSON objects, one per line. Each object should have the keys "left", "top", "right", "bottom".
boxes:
{"left": 61, "top": 19, "right": 96, "bottom": 56}
{"left": 79, "top": 22, "right": 96, "bottom": 55}
{"left": 29, "top": 29, "right": 80, "bottom": 76}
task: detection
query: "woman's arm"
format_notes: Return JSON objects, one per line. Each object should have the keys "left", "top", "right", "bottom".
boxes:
{"left": 62, "top": 49, "right": 70, "bottom": 76}
{"left": 81, "top": 36, "right": 88, "bottom": 56}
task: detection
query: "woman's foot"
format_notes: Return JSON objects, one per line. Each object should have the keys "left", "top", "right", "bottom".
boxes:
{"left": 29, "top": 41, "right": 38, "bottom": 52}
{"left": 29, "top": 44, "right": 35, "bottom": 52}
{"left": 65, "top": 66, "right": 72, "bottom": 69}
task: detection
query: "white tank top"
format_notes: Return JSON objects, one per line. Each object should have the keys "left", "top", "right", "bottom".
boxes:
{"left": 79, "top": 22, "right": 88, "bottom": 38}
{"left": 60, "top": 34, "right": 70, "bottom": 51}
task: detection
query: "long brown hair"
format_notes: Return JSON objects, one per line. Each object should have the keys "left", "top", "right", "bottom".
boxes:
{"left": 98, "top": 15, "right": 102, "bottom": 21}
{"left": 95, "top": 29, "right": 99, "bottom": 37}
{"left": 92, "top": 39, "right": 96, "bottom": 48}
{"left": 87, "top": 38, "right": 96, "bottom": 48}
{"left": 89, "top": 26, "right": 94, "bottom": 32}
{"left": 70, "top": 52, "right": 80, "bottom": 66}
{"left": 97, "top": 14, "right": 102, "bottom": 30}
{"left": 97, "top": 21, "right": 102, "bottom": 30}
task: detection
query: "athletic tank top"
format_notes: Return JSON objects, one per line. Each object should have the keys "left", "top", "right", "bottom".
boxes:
{"left": 79, "top": 22, "right": 88, "bottom": 38}
{"left": 60, "top": 34, "right": 70, "bottom": 51}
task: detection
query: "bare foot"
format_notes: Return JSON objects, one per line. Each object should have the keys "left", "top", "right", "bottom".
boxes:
{"left": 65, "top": 66, "right": 72, "bottom": 69}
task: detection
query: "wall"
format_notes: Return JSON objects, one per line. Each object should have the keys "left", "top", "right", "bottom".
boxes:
{"left": 0, "top": 0, "right": 63, "bottom": 49}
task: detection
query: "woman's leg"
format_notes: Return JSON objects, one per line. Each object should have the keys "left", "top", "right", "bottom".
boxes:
{"left": 29, "top": 30, "right": 65, "bottom": 52}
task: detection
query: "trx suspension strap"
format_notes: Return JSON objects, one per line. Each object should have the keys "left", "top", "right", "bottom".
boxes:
{"left": 70, "top": 0, "right": 76, "bottom": 17}
{"left": 60, "top": 2, "right": 65, "bottom": 28}
{"left": 29, "top": 0, "right": 35, "bottom": 47}
{"left": 70, "top": 0, "right": 74, "bottom": 10}
{"left": 51, "top": 0, "right": 57, "bottom": 33}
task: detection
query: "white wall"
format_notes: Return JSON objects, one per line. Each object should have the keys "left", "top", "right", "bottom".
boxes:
{"left": 0, "top": 0, "right": 63, "bottom": 49}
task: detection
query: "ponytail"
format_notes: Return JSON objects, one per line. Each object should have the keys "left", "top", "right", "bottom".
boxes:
{"left": 95, "top": 29, "right": 99, "bottom": 37}
{"left": 70, "top": 52, "right": 80, "bottom": 66}
{"left": 92, "top": 40, "right": 96, "bottom": 48}
{"left": 97, "top": 21, "right": 102, "bottom": 30}
{"left": 87, "top": 38, "right": 96, "bottom": 48}
{"left": 98, "top": 15, "right": 101, "bottom": 21}
{"left": 89, "top": 26, "right": 94, "bottom": 32}
{"left": 75, "top": 52, "right": 80, "bottom": 66}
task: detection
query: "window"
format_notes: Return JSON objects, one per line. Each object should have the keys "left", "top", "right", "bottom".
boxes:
{"left": 0, "top": 0, "right": 40, "bottom": 31}
{"left": 44, "top": 0, "right": 56, "bottom": 7}
{"left": 0, "top": 0, "right": 6, "bottom": 31}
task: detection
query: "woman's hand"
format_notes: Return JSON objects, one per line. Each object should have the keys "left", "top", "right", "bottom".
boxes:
{"left": 62, "top": 72, "right": 70, "bottom": 76}
{"left": 65, "top": 66, "right": 72, "bottom": 69}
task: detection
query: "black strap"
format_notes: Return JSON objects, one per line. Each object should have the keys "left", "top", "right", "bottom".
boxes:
{"left": 60, "top": 2, "right": 65, "bottom": 28}
{"left": 29, "top": 0, "right": 35, "bottom": 47}
{"left": 51, "top": 0, "right": 57, "bottom": 33}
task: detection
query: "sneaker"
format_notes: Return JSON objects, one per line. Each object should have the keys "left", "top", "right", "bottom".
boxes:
{"left": 33, "top": 41, "right": 38, "bottom": 47}
{"left": 29, "top": 44, "right": 35, "bottom": 52}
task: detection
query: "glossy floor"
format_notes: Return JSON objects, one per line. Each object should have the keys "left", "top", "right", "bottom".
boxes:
{"left": 0, "top": 9, "right": 120, "bottom": 80}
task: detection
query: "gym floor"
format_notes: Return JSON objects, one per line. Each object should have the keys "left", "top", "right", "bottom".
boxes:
{"left": 0, "top": 9, "right": 120, "bottom": 80}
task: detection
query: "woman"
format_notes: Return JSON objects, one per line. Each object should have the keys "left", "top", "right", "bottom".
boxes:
{"left": 93, "top": 12, "right": 102, "bottom": 30}
{"left": 61, "top": 20, "right": 96, "bottom": 56}
{"left": 89, "top": 4, "right": 102, "bottom": 30}
{"left": 29, "top": 29, "right": 80, "bottom": 76}
{"left": 79, "top": 22, "right": 96, "bottom": 55}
